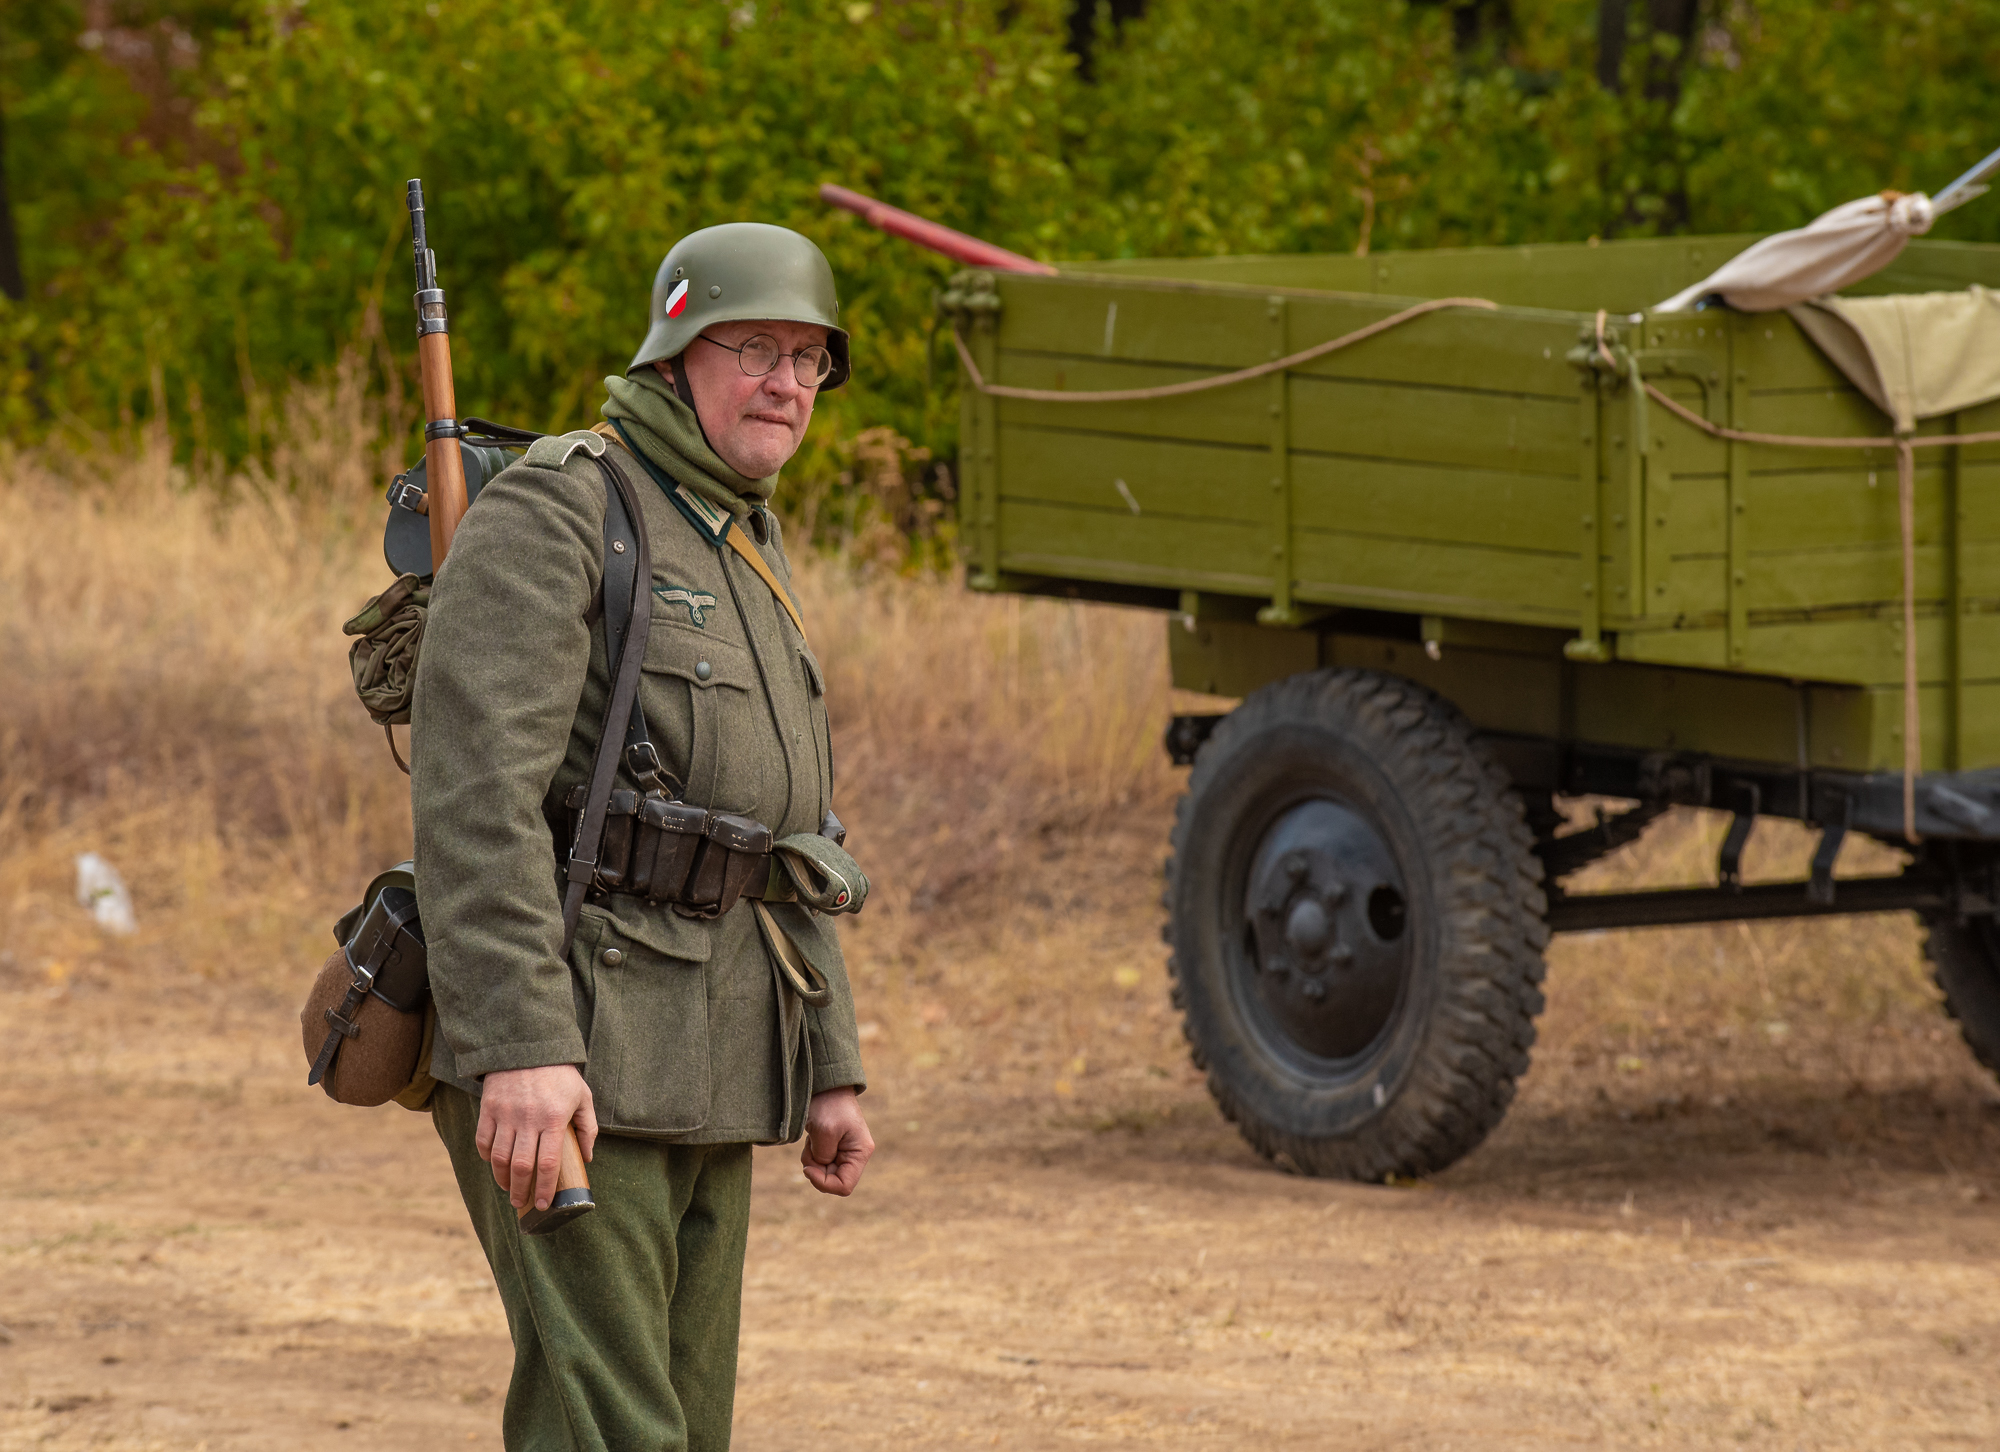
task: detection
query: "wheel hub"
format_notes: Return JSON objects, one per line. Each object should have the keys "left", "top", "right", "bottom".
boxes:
{"left": 1243, "top": 799, "right": 1410, "bottom": 1060}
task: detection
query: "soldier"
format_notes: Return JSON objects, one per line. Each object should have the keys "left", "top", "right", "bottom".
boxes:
{"left": 410, "top": 223, "right": 875, "bottom": 1452}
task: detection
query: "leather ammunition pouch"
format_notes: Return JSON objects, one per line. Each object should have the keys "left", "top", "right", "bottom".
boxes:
{"left": 564, "top": 785, "right": 774, "bottom": 919}
{"left": 564, "top": 792, "right": 869, "bottom": 920}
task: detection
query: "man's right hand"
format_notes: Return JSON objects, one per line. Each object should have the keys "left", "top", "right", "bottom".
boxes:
{"left": 475, "top": 1064, "right": 598, "bottom": 1211}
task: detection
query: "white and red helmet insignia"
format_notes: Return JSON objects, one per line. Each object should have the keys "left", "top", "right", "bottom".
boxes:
{"left": 665, "top": 278, "right": 690, "bottom": 319}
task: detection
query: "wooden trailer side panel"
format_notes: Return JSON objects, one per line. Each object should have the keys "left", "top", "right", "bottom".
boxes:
{"left": 1607, "top": 308, "right": 2000, "bottom": 771}
{"left": 1081, "top": 235, "right": 1764, "bottom": 315}
{"left": 1080, "top": 235, "right": 1999, "bottom": 314}
{"left": 964, "top": 273, "right": 1586, "bottom": 626}
{"left": 954, "top": 240, "right": 2000, "bottom": 775}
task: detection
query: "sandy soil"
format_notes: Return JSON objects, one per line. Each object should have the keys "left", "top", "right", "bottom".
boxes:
{"left": 6, "top": 897, "right": 2000, "bottom": 1452}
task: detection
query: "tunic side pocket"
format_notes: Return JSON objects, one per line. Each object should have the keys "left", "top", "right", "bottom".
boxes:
{"left": 585, "top": 912, "right": 713, "bottom": 1136}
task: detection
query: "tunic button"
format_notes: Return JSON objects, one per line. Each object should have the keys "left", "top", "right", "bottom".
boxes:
{"left": 695, "top": 660, "right": 712, "bottom": 681}
{"left": 602, "top": 947, "right": 624, "bottom": 966}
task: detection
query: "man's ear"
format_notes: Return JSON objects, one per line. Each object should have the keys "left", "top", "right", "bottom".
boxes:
{"left": 654, "top": 359, "right": 675, "bottom": 387}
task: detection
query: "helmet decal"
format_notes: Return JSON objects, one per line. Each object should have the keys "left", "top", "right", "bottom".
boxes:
{"left": 665, "top": 278, "right": 690, "bottom": 319}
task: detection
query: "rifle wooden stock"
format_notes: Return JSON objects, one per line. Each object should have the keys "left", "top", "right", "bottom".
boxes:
{"left": 417, "top": 331, "right": 469, "bottom": 562}
{"left": 406, "top": 177, "right": 592, "bottom": 1234}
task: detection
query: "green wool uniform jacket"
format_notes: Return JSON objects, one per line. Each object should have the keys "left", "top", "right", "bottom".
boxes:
{"left": 410, "top": 430, "right": 866, "bottom": 1144}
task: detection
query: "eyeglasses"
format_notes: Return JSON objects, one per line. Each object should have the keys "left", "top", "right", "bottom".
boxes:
{"left": 697, "top": 333, "right": 833, "bottom": 388}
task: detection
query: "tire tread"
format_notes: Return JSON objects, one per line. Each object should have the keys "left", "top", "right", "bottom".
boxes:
{"left": 1165, "top": 667, "right": 1549, "bottom": 1180}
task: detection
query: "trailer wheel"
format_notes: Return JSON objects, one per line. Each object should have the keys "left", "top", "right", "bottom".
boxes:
{"left": 1924, "top": 913, "right": 2000, "bottom": 1080}
{"left": 1164, "top": 668, "right": 1549, "bottom": 1180}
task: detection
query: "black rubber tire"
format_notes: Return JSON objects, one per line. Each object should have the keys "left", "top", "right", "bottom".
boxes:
{"left": 1164, "top": 667, "right": 1549, "bottom": 1180}
{"left": 1924, "top": 913, "right": 2000, "bottom": 1079}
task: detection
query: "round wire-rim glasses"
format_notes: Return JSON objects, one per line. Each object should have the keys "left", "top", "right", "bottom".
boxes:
{"left": 697, "top": 333, "right": 833, "bottom": 388}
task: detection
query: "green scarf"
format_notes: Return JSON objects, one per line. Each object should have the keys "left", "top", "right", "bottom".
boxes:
{"left": 601, "top": 368, "right": 777, "bottom": 520}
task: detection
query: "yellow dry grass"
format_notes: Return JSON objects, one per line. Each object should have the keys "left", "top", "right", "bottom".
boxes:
{"left": 0, "top": 390, "right": 1190, "bottom": 1093}
{"left": 0, "top": 393, "right": 1966, "bottom": 1115}
{"left": 5, "top": 397, "right": 2000, "bottom": 1449}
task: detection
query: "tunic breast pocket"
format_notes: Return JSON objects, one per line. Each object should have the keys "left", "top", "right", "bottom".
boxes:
{"left": 642, "top": 623, "right": 757, "bottom": 811}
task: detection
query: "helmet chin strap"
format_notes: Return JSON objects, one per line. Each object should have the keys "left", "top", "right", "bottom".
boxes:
{"left": 663, "top": 353, "right": 722, "bottom": 455}
{"left": 666, "top": 352, "right": 699, "bottom": 412}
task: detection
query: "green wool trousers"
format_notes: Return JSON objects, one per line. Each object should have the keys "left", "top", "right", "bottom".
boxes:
{"left": 432, "top": 1085, "right": 753, "bottom": 1452}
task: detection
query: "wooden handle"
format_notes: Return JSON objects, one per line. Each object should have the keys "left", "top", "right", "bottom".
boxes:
{"left": 418, "top": 331, "right": 470, "bottom": 563}
{"left": 517, "top": 1123, "right": 591, "bottom": 1222}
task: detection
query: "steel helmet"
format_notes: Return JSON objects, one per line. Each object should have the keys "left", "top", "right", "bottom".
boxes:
{"left": 629, "top": 222, "right": 850, "bottom": 390}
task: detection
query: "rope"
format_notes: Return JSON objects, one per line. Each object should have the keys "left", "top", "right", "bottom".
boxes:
{"left": 949, "top": 289, "right": 1997, "bottom": 842}
{"left": 949, "top": 296, "right": 1500, "bottom": 404}
{"left": 1594, "top": 310, "right": 2000, "bottom": 843}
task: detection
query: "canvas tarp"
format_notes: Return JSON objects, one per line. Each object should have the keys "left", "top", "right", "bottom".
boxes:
{"left": 1657, "top": 192, "right": 1936, "bottom": 314}
{"left": 1786, "top": 287, "right": 2000, "bottom": 432}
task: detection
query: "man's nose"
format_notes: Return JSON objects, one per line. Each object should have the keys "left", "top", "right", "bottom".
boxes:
{"left": 760, "top": 364, "right": 804, "bottom": 402}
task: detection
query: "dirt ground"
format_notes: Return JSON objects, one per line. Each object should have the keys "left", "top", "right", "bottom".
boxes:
{"left": 7, "top": 886, "right": 2000, "bottom": 1452}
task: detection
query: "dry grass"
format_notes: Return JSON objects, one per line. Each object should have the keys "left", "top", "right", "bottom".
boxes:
{"left": 8, "top": 392, "right": 2000, "bottom": 1450}
{"left": 0, "top": 388, "right": 1959, "bottom": 1107}
{"left": 0, "top": 390, "right": 1186, "bottom": 1093}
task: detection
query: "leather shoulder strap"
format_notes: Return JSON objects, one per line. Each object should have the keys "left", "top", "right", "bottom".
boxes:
{"left": 725, "top": 528, "right": 808, "bottom": 643}
{"left": 559, "top": 453, "right": 652, "bottom": 954}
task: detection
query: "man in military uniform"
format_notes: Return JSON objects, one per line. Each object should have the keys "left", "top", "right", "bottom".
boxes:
{"left": 410, "top": 223, "right": 874, "bottom": 1451}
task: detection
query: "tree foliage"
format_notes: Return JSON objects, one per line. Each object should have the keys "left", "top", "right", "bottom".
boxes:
{"left": 5, "top": 0, "right": 2000, "bottom": 468}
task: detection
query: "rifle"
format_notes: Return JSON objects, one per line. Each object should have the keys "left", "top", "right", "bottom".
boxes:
{"left": 406, "top": 178, "right": 594, "bottom": 1237}
{"left": 407, "top": 179, "right": 471, "bottom": 561}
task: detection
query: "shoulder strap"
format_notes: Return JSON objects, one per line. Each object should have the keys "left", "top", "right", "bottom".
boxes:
{"left": 724, "top": 529, "right": 808, "bottom": 643}
{"left": 601, "top": 419, "right": 808, "bottom": 642}
{"left": 559, "top": 452, "right": 653, "bottom": 954}
{"left": 522, "top": 428, "right": 607, "bottom": 470}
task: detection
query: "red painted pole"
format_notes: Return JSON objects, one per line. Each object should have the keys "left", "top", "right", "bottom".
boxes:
{"left": 818, "top": 183, "right": 1058, "bottom": 275}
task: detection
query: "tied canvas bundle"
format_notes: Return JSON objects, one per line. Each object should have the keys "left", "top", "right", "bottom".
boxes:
{"left": 344, "top": 571, "right": 427, "bottom": 726}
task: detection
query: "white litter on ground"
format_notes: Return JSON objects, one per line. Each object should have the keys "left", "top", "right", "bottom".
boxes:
{"left": 75, "top": 852, "right": 137, "bottom": 935}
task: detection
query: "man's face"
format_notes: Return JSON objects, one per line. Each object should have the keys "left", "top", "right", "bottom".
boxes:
{"left": 659, "top": 317, "right": 829, "bottom": 479}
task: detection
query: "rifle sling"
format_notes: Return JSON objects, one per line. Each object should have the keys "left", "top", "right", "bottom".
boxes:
{"left": 561, "top": 452, "right": 653, "bottom": 954}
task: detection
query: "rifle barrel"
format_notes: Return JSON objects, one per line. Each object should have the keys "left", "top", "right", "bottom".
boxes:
{"left": 407, "top": 178, "right": 469, "bottom": 562}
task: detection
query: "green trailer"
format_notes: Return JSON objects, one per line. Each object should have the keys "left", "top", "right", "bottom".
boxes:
{"left": 937, "top": 232, "right": 2000, "bottom": 1180}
